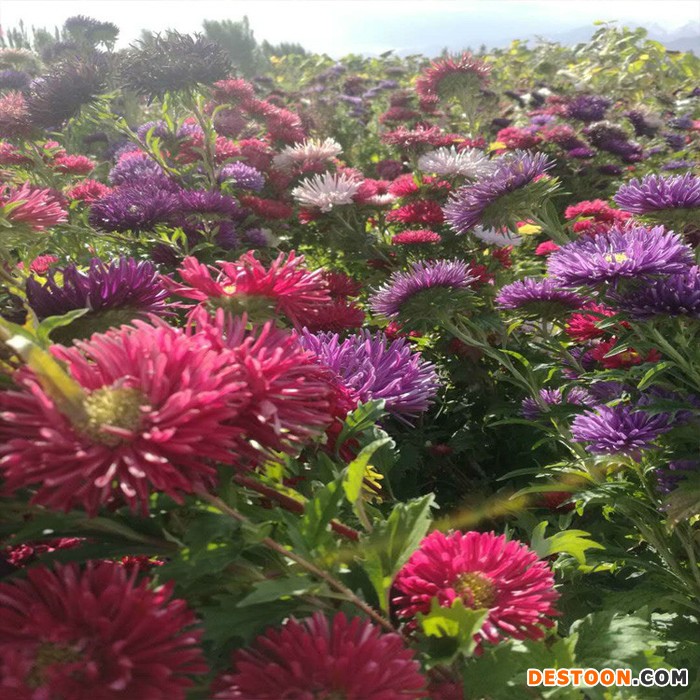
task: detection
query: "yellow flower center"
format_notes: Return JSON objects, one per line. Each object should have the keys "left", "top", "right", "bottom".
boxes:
{"left": 27, "top": 642, "right": 82, "bottom": 688}
{"left": 81, "top": 386, "right": 145, "bottom": 446}
{"left": 604, "top": 252, "right": 628, "bottom": 264}
{"left": 454, "top": 571, "right": 497, "bottom": 609}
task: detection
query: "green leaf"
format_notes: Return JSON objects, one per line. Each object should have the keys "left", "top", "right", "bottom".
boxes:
{"left": 335, "top": 400, "right": 386, "bottom": 448}
{"left": 662, "top": 473, "right": 700, "bottom": 527}
{"left": 237, "top": 575, "right": 316, "bottom": 607}
{"left": 637, "top": 362, "right": 671, "bottom": 390}
{"left": 362, "top": 494, "right": 435, "bottom": 611}
{"left": 299, "top": 478, "right": 345, "bottom": 550}
{"left": 342, "top": 437, "right": 392, "bottom": 504}
{"left": 418, "top": 598, "right": 488, "bottom": 658}
{"left": 530, "top": 522, "right": 604, "bottom": 564}
{"left": 35, "top": 308, "right": 89, "bottom": 346}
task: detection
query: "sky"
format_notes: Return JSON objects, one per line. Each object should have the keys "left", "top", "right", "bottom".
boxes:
{"left": 1, "top": 1, "right": 699, "bottom": 56}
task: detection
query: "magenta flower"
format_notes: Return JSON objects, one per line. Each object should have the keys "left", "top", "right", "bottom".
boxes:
{"left": 1, "top": 182, "right": 67, "bottom": 232}
{"left": 213, "top": 613, "right": 426, "bottom": 699}
{"left": 393, "top": 530, "right": 559, "bottom": 647}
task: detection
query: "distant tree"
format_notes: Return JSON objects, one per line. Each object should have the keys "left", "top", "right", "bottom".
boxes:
{"left": 202, "top": 17, "right": 267, "bottom": 76}
{"left": 261, "top": 40, "right": 307, "bottom": 58}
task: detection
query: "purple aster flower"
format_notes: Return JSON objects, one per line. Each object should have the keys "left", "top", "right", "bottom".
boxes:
{"left": 219, "top": 162, "right": 265, "bottom": 192}
{"left": 661, "top": 160, "right": 694, "bottom": 172}
{"left": 244, "top": 227, "right": 275, "bottom": 248}
{"left": 589, "top": 380, "right": 629, "bottom": 403}
{"left": 566, "top": 95, "right": 611, "bottom": 123}
{"left": 299, "top": 330, "right": 439, "bottom": 422}
{"left": 568, "top": 147, "right": 595, "bottom": 159}
{"left": 626, "top": 110, "right": 660, "bottom": 137}
{"left": 25, "top": 257, "right": 171, "bottom": 332}
{"left": 0, "top": 69, "right": 30, "bottom": 91}
{"left": 598, "top": 164, "right": 623, "bottom": 176}
{"left": 546, "top": 224, "right": 694, "bottom": 286}
{"left": 570, "top": 404, "right": 672, "bottom": 456}
{"left": 89, "top": 181, "right": 181, "bottom": 233}
{"left": 444, "top": 150, "right": 554, "bottom": 234}
{"left": 136, "top": 120, "right": 171, "bottom": 141}
{"left": 370, "top": 259, "right": 477, "bottom": 318}
{"left": 613, "top": 174, "right": 700, "bottom": 215}
{"left": 214, "top": 220, "right": 239, "bottom": 250}
{"left": 612, "top": 266, "right": 700, "bottom": 319}
{"left": 108, "top": 154, "right": 169, "bottom": 186}
{"left": 177, "top": 122, "right": 204, "bottom": 140}
{"left": 495, "top": 277, "right": 585, "bottom": 315}
{"left": 656, "top": 460, "right": 700, "bottom": 495}
{"left": 664, "top": 132, "right": 686, "bottom": 151}
{"left": 177, "top": 189, "right": 246, "bottom": 222}
{"left": 521, "top": 387, "right": 594, "bottom": 420}
{"left": 668, "top": 114, "right": 693, "bottom": 130}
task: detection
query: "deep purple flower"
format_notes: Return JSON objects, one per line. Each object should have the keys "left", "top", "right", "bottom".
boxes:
{"left": 25, "top": 257, "right": 171, "bottom": 324}
{"left": 656, "top": 460, "right": 700, "bottom": 494}
{"left": 496, "top": 277, "right": 585, "bottom": 315}
{"left": 626, "top": 110, "right": 660, "bottom": 137}
{"left": 612, "top": 266, "right": 700, "bottom": 319}
{"left": 662, "top": 160, "right": 694, "bottom": 172}
{"left": 547, "top": 224, "right": 694, "bottom": 286}
{"left": 136, "top": 120, "right": 171, "bottom": 141}
{"left": 664, "top": 133, "right": 686, "bottom": 151}
{"left": 568, "top": 147, "right": 595, "bottom": 159}
{"left": 668, "top": 114, "right": 693, "bottom": 130}
{"left": 444, "top": 151, "right": 554, "bottom": 234}
{"left": 243, "top": 228, "right": 274, "bottom": 248}
{"left": 214, "top": 221, "right": 240, "bottom": 250}
{"left": 299, "top": 329, "right": 439, "bottom": 422}
{"left": 108, "top": 154, "right": 169, "bottom": 186}
{"left": 178, "top": 189, "right": 246, "bottom": 222}
{"left": 89, "top": 181, "right": 181, "bottom": 232}
{"left": 571, "top": 404, "right": 672, "bottom": 456}
{"left": 598, "top": 164, "right": 623, "bottom": 176}
{"left": 614, "top": 174, "right": 700, "bottom": 215}
{"left": 370, "top": 259, "right": 477, "bottom": 318}
{"left": 219, "top": 162, "right": 265, "bottom": 192}
{"left": 566, "top": 95, "right": 611, "bottom": 123}
{"left": 521, "top": 387, "right": 593, "bottom": 420}
{"left": 0, "top": 69, "right": 30, "bottom": 91}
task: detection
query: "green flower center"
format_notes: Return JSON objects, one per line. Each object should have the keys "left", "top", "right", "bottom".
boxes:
{"left": 81, "top": 386, "right": 146, "bottom": 446}
{"left": 27, "top": 642, "right": 82, "bottom": 688}
{"left": 454, "top": 571, "right": 496, "bottom": 609}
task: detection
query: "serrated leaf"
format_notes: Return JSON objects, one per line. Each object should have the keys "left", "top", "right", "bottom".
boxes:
{"left": 362, "top": 494, "right": 435, "bottom": 611}
{"left": 530, "top": 522, "right": 604, "bottom": 564}
{"left": 418, "top": 598, "right": 488, "bottom": 657}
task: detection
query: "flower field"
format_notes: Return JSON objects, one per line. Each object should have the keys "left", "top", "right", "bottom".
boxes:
{"left": 1, "top": 16, "right": 700, "bottom": 699}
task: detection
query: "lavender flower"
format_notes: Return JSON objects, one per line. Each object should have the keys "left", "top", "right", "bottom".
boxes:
{"left": 444, "top": 151, "right": 554, "bottom": 234}
{"left": 521, "top": 387, "right": 593, "bottom": 420}
{"left": 547, "top": 224, "right": 694, "bottom": 286}
{"left": 571, "top": 404, "right": 672, "bottom": 456}
{"left": 89, "top": 181, "right": 181, "bottom": 233}
{"left": 0, "top": 69, "right": 30, "bottom": 91}
{"left": 370, "top": 259, "right": 477, "bottom": 318}
{"left": 299, "top": 330, "right": 439, "bottom": 422}
{"left": 496, "top": 278, "right": 585, "bottom": 315}
{"left": 136, "top": 120, "right": 171, "bottom": 141}
{"left": 566, "top": 95, "right": 611, "bottom": 123}
{"left": 219, "top": 162, "right": 265, "bottom": 192}
{"left": 178, "top": 189, "right": 246, "bottom": 222}
{"left": 612, "top": 266, "right": 700, "bottom": 319}
{"left": 26, "top": 257, "right": 170, "bottom": 323}
{"left": 613, "top": 174, "right": 700, "bottom": 215}
{"left": 108, "top": 154, "right": 168, "bottom": 186}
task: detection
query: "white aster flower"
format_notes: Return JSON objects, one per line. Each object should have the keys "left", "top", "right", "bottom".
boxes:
{"left": 292, "top": 171, "right": 361, "bottom": 212}
{"left": 472, "top": 225, "right": 523, "bottom": 247}
{"left": 273, "top": 138, "right": 343, "bottom": 173}
{"left": 418, "top": 147, "right": 496, "bottom": 179}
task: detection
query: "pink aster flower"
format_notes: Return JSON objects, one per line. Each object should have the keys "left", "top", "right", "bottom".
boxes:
{"left": 0, "top": 320, "right": 248, "bottom": 514}
{"left": 392, "top": 229, "right": 442, "bottom": 245}
{"left": 167, "top": 251, "right": 331, "bottom": 328}
{"left": 393, "top": 530, "right": 559, "bottom": 647}
{"left": 52, "top": 154, "right": 95, "bottom": 175}
{"left": 0, "top": 562, "right": 207, "bottom": 699}
{"left": 213, "top": 613, "right": 426, "bottom": 700}
{"left": 386, "top": 200, "right": 444, "bottom": 225}
{"left": 191, "top": 308, "right": 337, "bottom": 460}
{"left": 66, "top": 178, "right": 113, "bottom": 203}
{"left": 0, "top": 182, "right": 67, "bottom": 232}
{"left": 416, "top": 53, "right": 491, "bottom": 104}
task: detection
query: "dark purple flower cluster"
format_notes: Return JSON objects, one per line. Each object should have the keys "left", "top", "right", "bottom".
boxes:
{"left": 614, "top": 173, "right": 700, "bottom": 214}
{"left": 219, "top": 162, "right": 266, "bottom": 192}
{"left": 25, "top": 257, "right": 171, "bottom": 320}
{"left": 566, "top": 95, "right": 611, "bottom": 123}
{"left": 521, "top": 387, "right": 594, "bottom": 420}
